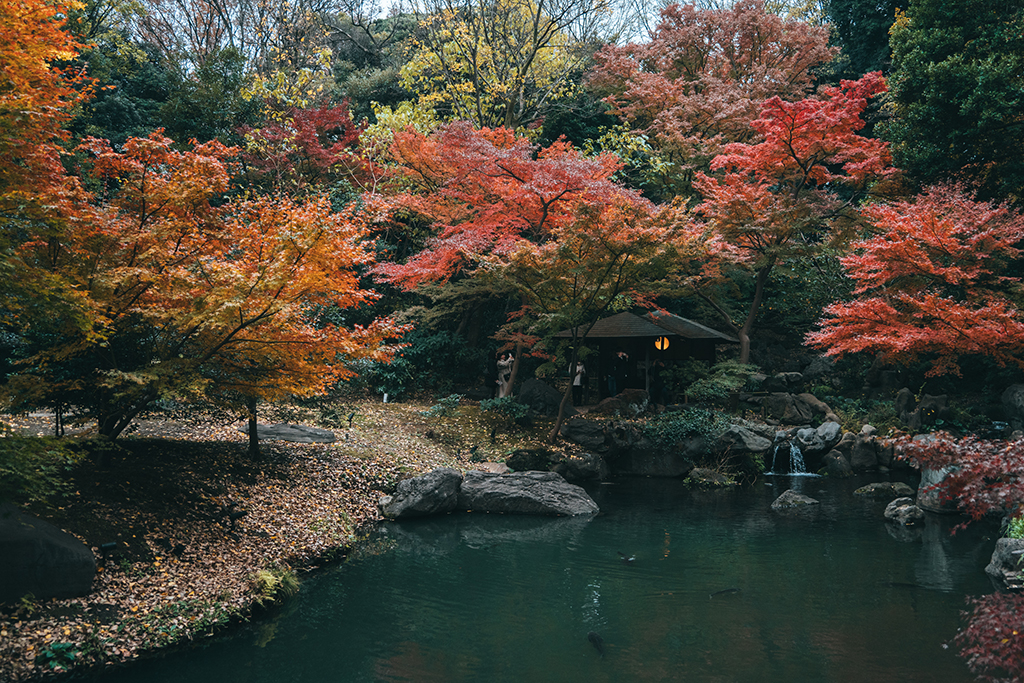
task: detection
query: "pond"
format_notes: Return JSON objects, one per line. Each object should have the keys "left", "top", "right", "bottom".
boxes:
{"left": 100, "top": 475, "right": 997, "bottom": 683}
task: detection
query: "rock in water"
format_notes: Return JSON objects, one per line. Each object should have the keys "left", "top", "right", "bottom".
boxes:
{"left": 457, "top": 471, "right": 599, "bottom": 516}
{"left": 770, "top": 489, "right": 820, "bottom": 510}
{"left": 379, "top": 468, "right": 464, "bottom": 519}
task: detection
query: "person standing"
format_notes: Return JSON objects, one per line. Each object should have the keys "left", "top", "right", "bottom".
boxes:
{"left": 496, "top": 353, "right": 514, "bottom": 397}
{"left": 572, "top": 360, "right": 587, "bottom": 405}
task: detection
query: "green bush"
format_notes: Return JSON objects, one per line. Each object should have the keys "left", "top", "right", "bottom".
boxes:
{"left": 480, "top": 396, "right": 529, "bottom": 421}
{"left": 644, "top": 408, "right": 728, "bottom": 455}
{"left": 685, "top": 360, "right": 759, "bottom": 403}
{"left": 422, "top": 394, "right": 464, "bottom": 417}
{"left": 0, "top": 425, "right": 81, "bottom": 503}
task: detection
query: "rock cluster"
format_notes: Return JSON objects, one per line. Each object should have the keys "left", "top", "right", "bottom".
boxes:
{"left": 0, "top": 503, "right": 96, "bottom": 603}
{"left": 379, "top": 468, "right": 599, "bottom": 520}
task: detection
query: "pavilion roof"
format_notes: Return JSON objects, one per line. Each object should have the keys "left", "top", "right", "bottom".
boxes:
{"left": 555, "top": 311, "right": 738, "bottom": 343}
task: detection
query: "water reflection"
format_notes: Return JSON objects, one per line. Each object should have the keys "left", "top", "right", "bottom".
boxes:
{"left": 96, "top": 474, "right": 996, "bottom": 683}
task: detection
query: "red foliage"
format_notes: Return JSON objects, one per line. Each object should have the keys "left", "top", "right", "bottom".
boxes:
{"left": 241, "top": 104, "right": 370, "bottom": 192}
{"left": 679, "top": 73, "right": 893, "bottom": 362}
{"left": 896, "top": 434, "right": 1024, "bottom": 681}
{"left": 377, "top": 122, "right": 644, "bottom": 289}
{"left": 590, "top": 0, "right": 834, "bottom": 171}
{"left": 808, "top": 185, "right": 1024, "bottom": 376}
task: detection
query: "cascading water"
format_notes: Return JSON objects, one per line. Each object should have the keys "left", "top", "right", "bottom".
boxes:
{"left": 766, "top": 431, "right": 808, "bottom": 475}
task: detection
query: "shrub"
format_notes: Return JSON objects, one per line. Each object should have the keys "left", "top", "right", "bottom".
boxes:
{"left": 0, "top": 425, "right": 81, "bottom": 503}
{"left": 644, "top": 407, "right": 728, "bottom": 455}
{"left": 479, "top": 396, "right": 529, "bottom": 421}
{"left": 251, "top": 566, "right": 300, "bottom": 606}
{"left": 422, "top": 394, "right": 463, "bottom": 417}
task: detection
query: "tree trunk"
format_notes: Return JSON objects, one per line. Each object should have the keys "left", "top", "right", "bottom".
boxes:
{"left": 502, "top": 342, "right": 525, "bottom": 398}
{"left": 247, "top": 396, "right": 260, "bottom": 458}
{"left": 548, "top": 345, "right": 580, "bottom": 444}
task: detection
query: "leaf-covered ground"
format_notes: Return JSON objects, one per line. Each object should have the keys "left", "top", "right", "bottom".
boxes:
{"left": 0, "top": 399, "right": 556, "bottom": 681}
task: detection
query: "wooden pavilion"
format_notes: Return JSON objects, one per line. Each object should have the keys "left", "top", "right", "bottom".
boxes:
{"left": 556, "top": 311, "right": 739, "bottom": 401}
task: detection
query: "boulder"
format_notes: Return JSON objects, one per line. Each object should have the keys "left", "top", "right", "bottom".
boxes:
{"left": 517, "top": 378, "right": 575, "bottom": 418}
{"left": 379, "top": 468, "right": 463, "bottom": 519}
{"left": 762, "top": 372, "right": 804, "bottom": 393}
{"left": 849, "top": 434, "right": 880, "bottom": 472}
{"left": 1002, "top": 384, "right": 1024, "bottom": 432}
{"left": 506, "top": 448, "right": 560, "bottom": 472}
{"left": 457, "top": 471, "right": 599, "bottom": 516}
{"left": 854, "top": 482, "right": 915, "bottom": 499}
{"left": 822, "top": 452, "right": 853, "bottom": 478}
{"left": 553, "top": 453, "right": 609, "bottom": 483}
{"left": 917, "top": 466, "right": 960, "bottom": 514}
{"left": 589, "top": 389, "right": 650, "bottom": 417}
{"left": 985, "top": 537, "right": 1024, "bottom": 589}
{"left": 559, "top": 417, "right": 608, "bottom": 451}
{"left": 714, "top": 425, "right": 772, "bottom": 457}
{"left": 895, "top": 387, "right": 916, "bottom": 421}
{"left": 795, "top": 421, "right": 842, "bottom": 457}
{"left": 686, "top": 467, "right": 736, "bottom": 488}
{"left": 903, "top": 394, "right": 951, "bottom": 430}
{"left": 771, "top": 489, "right": 820, "bottom": 510}
{"left": 883, "top": 497, "right": 925, "bottom": 526}
{"left": 802, "top": 355, "right": 834, "bottom": 381}
{"left": 0, "top": 503, "right": 95, "bottom": 603}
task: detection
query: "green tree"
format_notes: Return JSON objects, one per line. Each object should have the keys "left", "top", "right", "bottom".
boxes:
{"left": 881, "top": 0, "right": 1024, "bottom": 203}
{"left": 821, "top": 0, "right": 906, "bottom": 80}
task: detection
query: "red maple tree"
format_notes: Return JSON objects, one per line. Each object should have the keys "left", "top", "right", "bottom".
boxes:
{"left": 241, "top": 103, "right": 372, "bottom": 193}
{"left": 590, "top": 0, "right": 834, "bottom": 194}
{"left": 376, "top": 122, "right": 632, "bottom": 290}
{"left": 678, "top": 72, "right": 895, "bottom": 363}
{"left": 807, "top": 185, "right": 1024, "bottom": 376}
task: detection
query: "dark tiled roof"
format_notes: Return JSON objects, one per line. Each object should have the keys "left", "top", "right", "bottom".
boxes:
{"left": 556, "top": 311, "right": 738, "bottom": 343}
{"left": 644, "top": 310, "right": 738, "bottom": 343}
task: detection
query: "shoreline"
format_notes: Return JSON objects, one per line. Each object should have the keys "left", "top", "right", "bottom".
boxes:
{"left": 0, "top": 402, "right": 480, "bottom": 682}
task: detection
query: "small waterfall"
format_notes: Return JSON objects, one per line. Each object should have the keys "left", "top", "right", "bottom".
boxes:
{"left": 767, "top": 432, "right": 808, "bottom": 475}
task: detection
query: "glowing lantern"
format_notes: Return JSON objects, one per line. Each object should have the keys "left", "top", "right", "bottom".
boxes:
{"left": 654, "top": 336, "right": 670, "bottom": 351}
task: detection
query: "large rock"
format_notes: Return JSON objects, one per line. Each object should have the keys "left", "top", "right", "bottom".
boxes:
{"left": 0, "top": 503, "right": 95, "bottom": 603}
{"left": 507, "top": 448, "right": 608, "bottom": 483}
{"left": 795, "top": 421, "right": 842, "bottom": 457}
{"left": 554, "top": 453, "right": 610, "bottom": 483}
{"left": 985, "top": 537, "right": 1024, "bottom": 589}
{"left": 379, "top": 468, "right": 464, "bottom": 519}
{"left": 457, "top": 471, "right": 599, "bottom": 516}
{"left": 850, "top": 434, "right": 881, "bottom": 472}
{"left": 559, "top": 417, "right": 608, "bottom": 451}
{"left": 761, "top": 372, "right": 804, "bottom": 393}
{"left": 884, "top": 497, "right": 925, "bottom": 526}
{"left": 517, "top": 378, "right": 575, "bottom": 418}
{"left": 822, "top": 451, "right": 853, "bottom": 478}
{"left": 1002, "top": 384, "right": 1024, "bottom": 432}
{"left": 589, "top": 389, "right": 650, "bottom": 417}
{"left": 854, "top": 482, "right": 915, "bottom": 499}
{"left": 917, "top": 466, "right": 960, "bottom": 514}
{"left": 771, "top": 489, "right": 820, "bottom": 510}
{"left": 714, "top": 425, "right": 772, "bottom": 456}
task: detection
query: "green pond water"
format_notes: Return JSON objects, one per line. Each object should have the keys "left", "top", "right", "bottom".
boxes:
{"left": 101, "top": 475, "right": 997, "bottom": 683}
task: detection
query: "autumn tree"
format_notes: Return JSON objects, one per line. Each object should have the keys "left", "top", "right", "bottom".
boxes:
{"left": 488, "top": 194, "right": 671, "bottom": 440}
{"left": 676, "top": 72, "right": 894, "bottom": 364}
{"left": 589, "top": 0, "right": 835, "bottom": 198}
{"left": 376, "top": 122, "right": 653, "bottom": 397}
{"left": 240, "top": 102, "right": 371, "bottom": 194}
{"left": 5, "top": 132, "right": 403, "bottom": 445}
{"left": 402, "top": 0, "right": 614, "bottom": 130}
{"left": 807, "top": 185, "right": 1024, "bottom": 376}
{"left": 806, "top": 186, "right": 1024, "bottom": 679}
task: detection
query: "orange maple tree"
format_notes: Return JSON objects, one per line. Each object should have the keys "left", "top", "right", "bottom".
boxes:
{"left": 807, "top": 184, "right": 1024, "bottom": 376}
{"left": 7, "top": 132, "right": 404, "bottom": 440}
{"left": 675, "top": 72, "right": 896, "bottom": 363}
